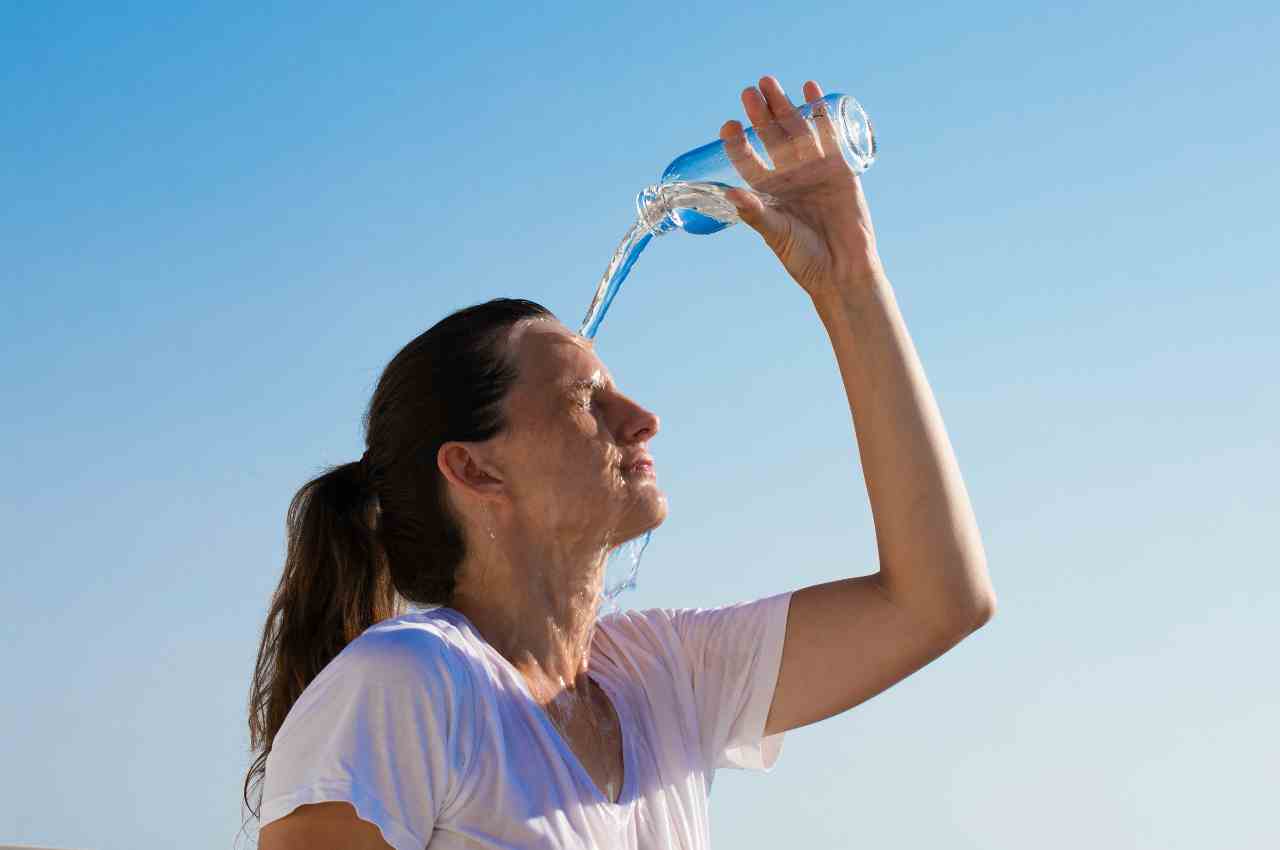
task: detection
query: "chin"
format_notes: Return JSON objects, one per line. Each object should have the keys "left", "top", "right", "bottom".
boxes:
{"left": 615, "top": 491, "right": 668, "bottom": 543}
{"left": 651, "top": 491, "right": 670, "bottom": 525}
{"left": 637, "top": 491, "right": 669, "bottom": 534}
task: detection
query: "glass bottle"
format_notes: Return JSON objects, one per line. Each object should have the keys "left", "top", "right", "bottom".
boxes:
{"left": 636, "top": 92, "right": 876, "bottom": 236}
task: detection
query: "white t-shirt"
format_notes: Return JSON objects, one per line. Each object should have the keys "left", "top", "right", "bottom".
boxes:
{"left": 261, "top": 591, "right": 792, "bottom": 849}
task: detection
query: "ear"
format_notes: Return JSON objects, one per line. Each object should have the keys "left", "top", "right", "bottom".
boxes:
{"left": 437, "top": 441, "right": 506, "bottom": 501}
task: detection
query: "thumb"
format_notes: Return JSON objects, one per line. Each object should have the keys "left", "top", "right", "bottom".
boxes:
{"left": 725, "top": 187, "right": 792, "bottom": 256}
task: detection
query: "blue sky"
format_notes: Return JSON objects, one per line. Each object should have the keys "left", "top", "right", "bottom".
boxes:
{"left": 3, "top": 1, "right": 1277, "bottom": 847}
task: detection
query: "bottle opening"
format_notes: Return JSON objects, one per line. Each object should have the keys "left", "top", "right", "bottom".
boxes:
{"left": 635, "top": 186, "right": 678, "bottom": 235}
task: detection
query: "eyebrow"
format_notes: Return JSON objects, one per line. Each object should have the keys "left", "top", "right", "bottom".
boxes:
{"left": 565, "top": 375, "right": 613, "bottom": 394}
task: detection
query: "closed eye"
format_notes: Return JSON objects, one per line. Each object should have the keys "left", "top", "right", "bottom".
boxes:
{"left": 567, "top": 376, "right": 614, "bottom": 412}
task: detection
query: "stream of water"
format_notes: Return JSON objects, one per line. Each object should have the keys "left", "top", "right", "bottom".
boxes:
{"left": 584, "top": 180, "right": 755, "bottom": 613}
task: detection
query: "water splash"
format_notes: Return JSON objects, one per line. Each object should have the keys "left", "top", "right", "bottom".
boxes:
{"left": 578, "top": 180, "right": 776, "bottom": 339}
{"left": 597, "top": 530, "right": 654, "bottom": 616}
{"left": 579, "top": 222, "right": 654, "bottom": 341}
{"left": 581, "top": 180, "right": 773, "bottom": 614}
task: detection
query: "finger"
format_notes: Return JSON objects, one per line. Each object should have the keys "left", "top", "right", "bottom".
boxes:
{"left": 741, "top": 85, "right": 773, "bottom": 129}
{"left": 724, "top": 186, "right": 763, "bottom": 216}
{"left": 758, "top": 76, "right": 821, "bottom": 168}
{"left": 802, "top": 79, "right": 840, "bottom": 154}
{"left": 741, "top": 86, "right": 786, "bottom": 167}
{"left": 725, "top": 186, "right": 793, "bottom": 258}
{"left": 758, "top": 76, "right": 809, "bottom": 139}
{"left": 719, "top": 120, "right": 771, "bottom": 185}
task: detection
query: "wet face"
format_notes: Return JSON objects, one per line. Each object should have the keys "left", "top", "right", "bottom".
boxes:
{"left": 492, "top": 318, "right": 667, "bottom": 550}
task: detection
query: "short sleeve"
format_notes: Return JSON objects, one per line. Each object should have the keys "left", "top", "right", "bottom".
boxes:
{"left": 260, "top": 622, "right": 474, "bottom": 850}
{"left": 664, "top": 590, "right": 792, "bottom": 773}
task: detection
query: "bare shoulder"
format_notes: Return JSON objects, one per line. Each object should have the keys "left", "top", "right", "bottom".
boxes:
{"left": 258, "top": 802, "right": 395, "bottom": 850}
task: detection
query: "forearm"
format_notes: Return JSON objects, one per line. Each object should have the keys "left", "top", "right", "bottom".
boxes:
{"left": 811, "top": 269, "right": 995, "bottom": 630}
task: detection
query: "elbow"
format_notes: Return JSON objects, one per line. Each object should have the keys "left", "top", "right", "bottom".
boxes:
{"left": 907, "top": 592, "right": 997, "bottom": 640}
{"left": 965, "top": 592, "right": 997, "bottom": 632}
{"left": 877, "top": 560, "right": 997, "bottom": 635}
{"left": 958, "top": 558, "right": 997, "bottom": 632}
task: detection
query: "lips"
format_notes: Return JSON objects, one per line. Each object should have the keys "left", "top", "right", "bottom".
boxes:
{"left": 622, "top": 454, "right": 655, "bottom": 473}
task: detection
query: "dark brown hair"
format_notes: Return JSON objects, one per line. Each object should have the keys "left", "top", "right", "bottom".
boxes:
{"left": 243, "top": 297, "right": 555, "bottom": 817}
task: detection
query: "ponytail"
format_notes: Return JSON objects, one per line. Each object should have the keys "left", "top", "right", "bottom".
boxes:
{"left": 243, "top": 297, "right": 556, "bottom": 820}
{"left": 243, "top": 458, "right": 399, "bottom": 817}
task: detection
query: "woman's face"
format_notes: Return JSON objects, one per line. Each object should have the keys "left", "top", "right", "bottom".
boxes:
{"left": 491, "top": 318, "right": 667, "bottom": 550}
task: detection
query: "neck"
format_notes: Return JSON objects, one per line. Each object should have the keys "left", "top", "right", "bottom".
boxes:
{"left": 451, "top": 525, "right": 608, "bottom": 701}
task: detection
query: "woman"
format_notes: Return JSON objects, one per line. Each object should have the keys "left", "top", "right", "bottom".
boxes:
{"left": 247, "top": 76, "right": 996, "bottom": 850}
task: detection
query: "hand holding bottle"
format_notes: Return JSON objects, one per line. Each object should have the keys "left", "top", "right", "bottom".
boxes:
{"left": 721, "top": 76, "right": 885, "bottom": 301}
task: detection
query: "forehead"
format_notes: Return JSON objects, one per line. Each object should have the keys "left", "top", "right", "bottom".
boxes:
{"left": 507, "top": 319, "right": 611, "bottom": 387}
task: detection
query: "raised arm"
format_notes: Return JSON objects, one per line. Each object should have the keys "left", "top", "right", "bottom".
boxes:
{"left": 721, "top": 76, "right": 996, "bottom": 736}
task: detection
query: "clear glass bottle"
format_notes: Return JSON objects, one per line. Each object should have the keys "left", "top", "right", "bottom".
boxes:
{"left": 636, "top": 92, "right": 876, "bottom": 236}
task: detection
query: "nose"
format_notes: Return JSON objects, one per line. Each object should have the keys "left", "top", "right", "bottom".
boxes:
{"left": 622, "top": 397, "right": 660, "bottom": 444}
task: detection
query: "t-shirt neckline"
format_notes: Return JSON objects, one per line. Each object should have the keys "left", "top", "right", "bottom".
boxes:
{"left": 428, "top": 606, "right": 639, "bottom": 817}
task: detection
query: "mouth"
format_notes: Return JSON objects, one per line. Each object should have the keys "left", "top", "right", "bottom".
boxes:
{"left": 623, "top": 459, "right": 655, "bottom": 476}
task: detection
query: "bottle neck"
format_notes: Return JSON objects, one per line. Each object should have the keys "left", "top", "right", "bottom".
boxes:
{"left": 635, "top": 185, "right": 678, "bottom": 235}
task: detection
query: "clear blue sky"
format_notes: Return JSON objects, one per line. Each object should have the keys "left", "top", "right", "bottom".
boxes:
{"left": 3, "top": 1, "right": 1277, "bottom": 847}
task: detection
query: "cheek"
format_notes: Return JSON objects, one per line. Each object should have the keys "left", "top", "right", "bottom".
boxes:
{"left": 528, "top": 417, "right": 622, "bottom": 490}
{"left": 533, "top": 432, "right": 611, "bottom": 484}
{"left": 570, "top": 442, "right": 622, "bottom": 492}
